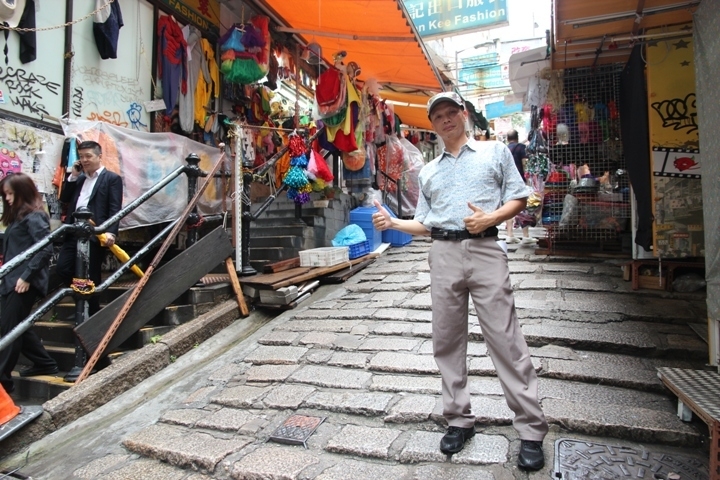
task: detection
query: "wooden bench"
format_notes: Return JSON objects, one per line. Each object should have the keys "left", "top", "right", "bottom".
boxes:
{"left": 629, "top": 259, "right": 705, "bottom": 292}
{"left": 657, "top": 367, "right": 720, "bottom": 477}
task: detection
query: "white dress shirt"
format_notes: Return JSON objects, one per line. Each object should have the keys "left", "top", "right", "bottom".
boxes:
{"left": 72, "top": 166, "right": 105, "bottom": 210}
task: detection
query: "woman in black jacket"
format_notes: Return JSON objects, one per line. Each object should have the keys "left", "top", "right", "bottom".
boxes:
{"left": 0, "top": 173, "right": 58, "bottom": 394}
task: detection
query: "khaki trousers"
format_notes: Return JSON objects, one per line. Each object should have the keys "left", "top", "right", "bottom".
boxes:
{"left": 428, "top": 237, "right": 548, "bottom": 441}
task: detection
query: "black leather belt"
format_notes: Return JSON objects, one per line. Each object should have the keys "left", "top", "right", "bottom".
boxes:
{"left": 430, "top": 226, "right": 499, "bottom": 240}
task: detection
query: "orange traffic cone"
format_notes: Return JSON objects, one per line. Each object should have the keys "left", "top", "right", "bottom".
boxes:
{"left": 0, "top": 385, "right": 20, "bottom": 424}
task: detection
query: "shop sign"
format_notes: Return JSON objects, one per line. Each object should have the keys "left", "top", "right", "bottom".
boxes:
{"left": 687, "top": 224, "right": 703, "bottom": 231}
{"left": 459, "top": 63, "right": 507, "bottom": 91}
{"left": 403, "top": 0, "right": 509, "bottom": 39}
{"left": 485, "top": 99, "right": 522, "bottom": 119}
{"left": 158, "top": 0, "right": 220, "bottom": 35}
{"left": 672, "top": 233, "right": 690, "bottom": 238}
{"left": 656, "top": 223, "right": 674, "bottom": 231}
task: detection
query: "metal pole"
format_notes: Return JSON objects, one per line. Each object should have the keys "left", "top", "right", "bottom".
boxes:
{"left": 184, "top": 153, "right": 202, "bottom": 247}
{"left": 64, "top": 207, "right": 94, "bottom": 383}
{"left": 240, "top": 129, "right": 256, "bottom": 275}
{"left": 235, "top": 126, "right": 257, "bottom": 276}
{"left": 397, "top": 177, "right": 403, "bottom": 219}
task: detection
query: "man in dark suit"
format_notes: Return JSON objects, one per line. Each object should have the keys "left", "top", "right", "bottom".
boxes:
{"left": 56, "top": 140, "right": 123, "bottom": 316}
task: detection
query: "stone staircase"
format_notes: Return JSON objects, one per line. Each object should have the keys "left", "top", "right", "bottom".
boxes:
{"left": 12, "top": 275, "right": 232, "bottom": 402}
{"left": 249, "top": 192, "right": 354, "bottom": 271}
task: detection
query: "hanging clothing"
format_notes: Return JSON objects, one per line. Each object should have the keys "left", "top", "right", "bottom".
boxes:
{"left": 179, "top": 25, "right": 202, "bottom": 133}
{"left": 92, "top": 0, "right": 123, "bottom": 59}
{"left": 620, "top": 46, "right": 653, "bottom": 251}
{"left": 16, "top": 0, "right": 35, "bottom": 63}
{"left": 194, "top": 38, "right": 220, "bottom": 129}
{"left": 157, "top": 15, "right": 187, "bottom": 116}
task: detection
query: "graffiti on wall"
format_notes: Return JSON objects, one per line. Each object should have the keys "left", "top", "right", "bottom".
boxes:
{"left": 0, "top": 118, "right": 66, "bottom": 194}
{"left": 72, "top": 66, "right": 150, "bottom": 132}
{"left": 0, "top": 66, "right": 61, "bottom": 118}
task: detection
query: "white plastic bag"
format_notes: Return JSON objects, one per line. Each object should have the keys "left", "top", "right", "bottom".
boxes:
{"left": 559, "top": 194, "right": 579, "bottom": 227}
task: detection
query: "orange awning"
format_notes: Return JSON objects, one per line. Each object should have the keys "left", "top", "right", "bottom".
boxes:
{"left": 554, "top": 0, "right": 697, "bottom": 69}
{"left": 254, "top": 0, "right": 443, "bottom": 91}
{"left": 379, "top": 90, "right": 435, "bottom": 130}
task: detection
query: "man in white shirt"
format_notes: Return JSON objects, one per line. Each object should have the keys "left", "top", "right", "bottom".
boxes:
{"left": 56, "top": 140, "right": 123, "bottom": 317}
{"left": 372, "top": 92, "right": 547, "bottom": 470}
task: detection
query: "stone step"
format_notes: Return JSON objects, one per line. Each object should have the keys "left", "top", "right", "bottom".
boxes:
{"left": 10, "top": 369, "right": 71, "bottom": 401}
{"left": 250, "top": 224, "right": 312, "bottom": 238}
{"left": 249, "top": 246, "right": 302, "bottom": 263}
{"left": 32, "top": 320, "right": 75, "bottom": 345}
{"left": 40, "top": 344, "right": 76, "bottom": 372}
{"left": 122, "top": 376, "right": 701, "bottom": 476}
{"left": 249, "top": 235, "right": 305, "bottom": 249}
{"left": 259, "top": 206, "right": 328, "bottom": 218}
{"left": 123, "top": 423, "right": 254, "bottom": 472}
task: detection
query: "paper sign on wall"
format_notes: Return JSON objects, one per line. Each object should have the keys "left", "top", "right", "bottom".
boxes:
{"left": 144, "top": 99, "right": 167, "bottom": 113}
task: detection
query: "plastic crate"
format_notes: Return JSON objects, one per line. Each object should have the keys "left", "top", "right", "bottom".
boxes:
{"left": 348, "top": 240, "right": 371, "bottom": 259}
{"left": 299, "top": 247, "right": 349, "bottom": 267}
{"left": 380, "top": 204, "right": 412, "bottom": 246}
{"left": 349, "top": 207, "right": 382, "bottom": 250}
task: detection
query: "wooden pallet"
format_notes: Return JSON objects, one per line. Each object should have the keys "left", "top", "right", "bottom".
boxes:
{"left": 242, "top": 254, "right": 378, "bottom": 290}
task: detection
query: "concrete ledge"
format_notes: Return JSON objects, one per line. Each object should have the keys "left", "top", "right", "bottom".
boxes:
{"left": 160, "top": 300, "right": 240, "bottom": 357}
{"left": 0, "top": 300, "right": 241, "bottom": 459}
{"left": 44, "top": 344, "right": 171, "bottom": 427}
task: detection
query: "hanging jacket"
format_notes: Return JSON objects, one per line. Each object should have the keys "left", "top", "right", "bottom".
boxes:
{"left": 92, "top": 0, "right": 123, "bottom": 59}
{"left": 179, "top": 25, "right": 202, "bottom": 133}
{"left": 194, "top": 38, "right": 219, "bottom": 129}
{"left": 157, "top": 15, "right": 187, "bottom": 116}
{"left": 17, "top": 0, "right": 35, "bottom": 64}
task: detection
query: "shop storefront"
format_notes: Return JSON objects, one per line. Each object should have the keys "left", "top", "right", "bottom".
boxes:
{"left": 537, "top": 0, "right": 719, "bottom": 365}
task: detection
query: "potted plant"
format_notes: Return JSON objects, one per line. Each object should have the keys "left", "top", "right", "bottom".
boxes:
{"left": 324, "top": 186, "right": 337, "bottom": 199}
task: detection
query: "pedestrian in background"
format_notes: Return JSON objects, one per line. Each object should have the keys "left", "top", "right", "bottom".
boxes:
{"left": 505, "top": 129, "right": 536, "bottom": 245}
{"left": 372, "top": 92, "right": 547, "bottom": 471}
{"left": 0, "top": 173, "right": 59, "bottom": 394}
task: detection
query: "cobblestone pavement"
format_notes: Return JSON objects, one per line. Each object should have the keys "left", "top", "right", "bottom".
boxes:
{"left": 4, "top": 237, "right": 710, "bottom": 479}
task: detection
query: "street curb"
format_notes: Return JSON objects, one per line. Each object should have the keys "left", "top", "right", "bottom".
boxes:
{"left": 0, "top": 300, "right": 242, "bottom": 459}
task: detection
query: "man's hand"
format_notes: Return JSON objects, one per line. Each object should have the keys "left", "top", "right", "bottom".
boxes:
{"left": 15, "top": 278, "right": 30, "bottom": 294}
{"left": 463, "top": 203, "right": 496, "bottom": 234}
{"left": 104, "top": 233, "right": 116, "bottom": 248}
{"left": 372, "top": 200, "right": 392, "bottom": 231}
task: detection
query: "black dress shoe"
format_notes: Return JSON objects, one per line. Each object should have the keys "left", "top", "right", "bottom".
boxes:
{"left": 518, "top": 440, "right": 544, "bottom": 470}
{"left": 19, "top": 364, "right": 60, "bottom": 377}
{"left": 440, "top": 426, "right": 476, "bottom": 454}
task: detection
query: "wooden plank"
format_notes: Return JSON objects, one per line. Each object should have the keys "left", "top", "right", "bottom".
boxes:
{"left": 320, "top": 258, "right": 376, "bottom": 284}
{"left": 255, "top": 292, "right": 312, "bottom": 310}
{"left": 241, "top": 267, "right": 313, "bottom": 288}
{"left": 271, "top": 254, "right": 378, "bottom": 289}
{"left": 225, "top": 258, "right": 249, "bottom": 317}
{"left": 263, "top": 257, "right": 300, "bottom": 273}
{"left": 75, "top": 227, "right": 233, "bottom": 357}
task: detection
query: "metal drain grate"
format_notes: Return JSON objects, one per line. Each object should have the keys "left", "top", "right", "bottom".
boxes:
{"left": 554, "top": 438, "right": 708, "bottom": 479}
{"left": 268, "top": 415, "right": 325, "bottom": 448}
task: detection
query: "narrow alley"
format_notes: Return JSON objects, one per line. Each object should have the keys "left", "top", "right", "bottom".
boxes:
{"left": 1, "top": 237, "right": 709, "bottom": 479}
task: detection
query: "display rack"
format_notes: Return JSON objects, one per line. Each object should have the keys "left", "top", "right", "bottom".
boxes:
{"left": 543, "top": 64, "right": 631, "bottom": 255}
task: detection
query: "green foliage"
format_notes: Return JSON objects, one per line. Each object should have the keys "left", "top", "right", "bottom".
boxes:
{"left": 150, "top": 334, "right": 162, "bottom": 344}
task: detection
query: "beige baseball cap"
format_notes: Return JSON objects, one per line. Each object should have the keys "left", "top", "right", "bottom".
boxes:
{"left": 427, "top": 91, "right": 465, "bottom": 118}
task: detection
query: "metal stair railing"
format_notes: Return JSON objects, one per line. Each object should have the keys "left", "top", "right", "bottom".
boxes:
{"left": 0, "top": 153, "right": 211, "bottom": 365}
{"left": 377, "top": 169, "right": 403, "bottom": 219}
